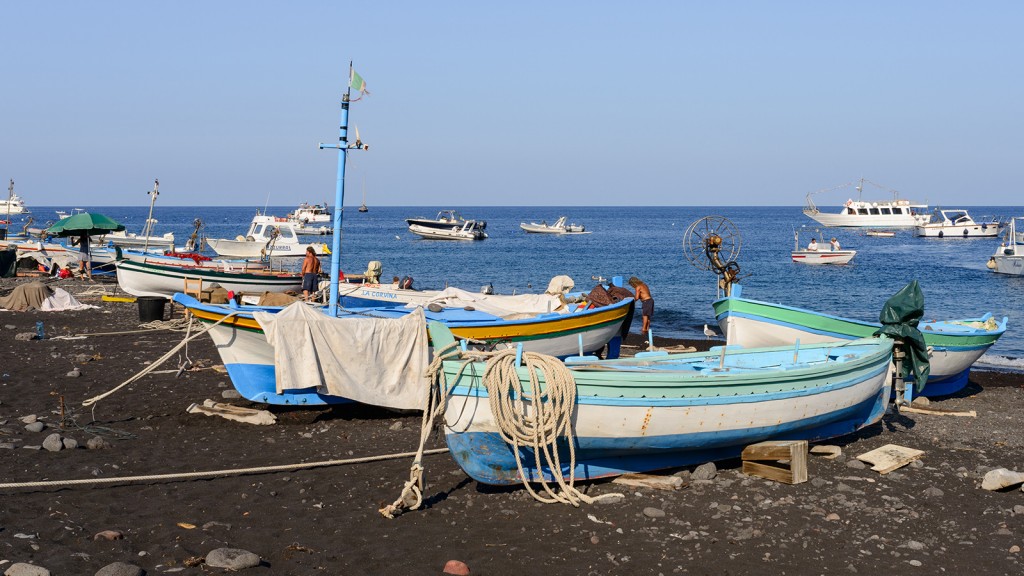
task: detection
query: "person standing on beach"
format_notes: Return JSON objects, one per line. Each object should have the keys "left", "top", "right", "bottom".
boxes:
{"left": 301, "top": 246, "right": 322, "bottom": 302}
{"left": 75, "top": 233, "right": 92, "bottom": 279}
{"left": 628, "top": 276, "right": 654, "bottom": 337}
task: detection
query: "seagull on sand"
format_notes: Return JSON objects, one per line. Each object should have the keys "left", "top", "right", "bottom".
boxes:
{"left": 703, "top": 324, "right": 718, "bottom": 340}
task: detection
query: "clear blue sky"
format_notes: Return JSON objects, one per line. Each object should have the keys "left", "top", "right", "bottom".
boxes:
{"left": 3, "top": 1, "right": 1022, "bottom": 207}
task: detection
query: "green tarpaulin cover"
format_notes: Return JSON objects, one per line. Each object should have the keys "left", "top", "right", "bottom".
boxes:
{"left": 873, "top": 280, "right": 931, "bottom": 393}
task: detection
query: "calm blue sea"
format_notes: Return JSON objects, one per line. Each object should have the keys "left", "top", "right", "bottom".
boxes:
{"left": 16, "top": 205, "right": 1024, "bottom": 368}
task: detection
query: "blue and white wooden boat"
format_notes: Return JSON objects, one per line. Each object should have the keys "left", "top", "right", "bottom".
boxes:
{"left": 426, "top": 323, "right": 894, "bottom": 485}
{"left": 174, "top": 292, "right": 634, "bottom": 405}
{"left": 712, "top": 285, "right": 1007, "bottom": 397}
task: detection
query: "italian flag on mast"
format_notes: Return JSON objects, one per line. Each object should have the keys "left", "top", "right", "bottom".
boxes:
{"left": 350, "top": 67, "right": 368, "bottom": 96}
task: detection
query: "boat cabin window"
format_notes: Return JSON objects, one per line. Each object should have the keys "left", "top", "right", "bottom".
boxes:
{"left": 847, "top": 207, "right": 856, "bottom": 215}
{"left": 880, "top": 207, "right": 892, "bottom": 215}
{"left": 892, "top": 207, "right": 904, "bottom": 215}
{"left": 857, "top": 208, "right": 869, "bottom": 215}
{"left": 253, "top": 224, "right": 265, "bottom": 236}
{"left": 869, "top": 207, "right": 880, "bottom": 215}
{"left": 279, "top": 227, "right": 296, "bottom": 240}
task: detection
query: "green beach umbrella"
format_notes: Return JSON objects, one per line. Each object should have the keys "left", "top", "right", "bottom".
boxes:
{"left": 46, "top": 212, "right": 126, "bottom": 237}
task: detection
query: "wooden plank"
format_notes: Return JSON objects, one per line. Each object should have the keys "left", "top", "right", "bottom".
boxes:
{"left": 612, "top": 473, "right": 685, "bottom": 491}
{"left": 742, "top": 440, "right": 807, "bottom": 461}
{"left": 742, "top": 461, "right": 807, "bottom": 484}
{"left": 856, "top": 444, "right": 924, "bottom": 474}
{"left": 900, "top": 406, "right": 977, "bottom": 418}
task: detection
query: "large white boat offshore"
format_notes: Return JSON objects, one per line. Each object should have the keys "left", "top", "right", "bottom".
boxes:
{"left": 803, "top": 178, "right": 929, "bottom": 228}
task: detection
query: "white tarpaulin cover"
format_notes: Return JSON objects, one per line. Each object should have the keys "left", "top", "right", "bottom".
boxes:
{"left": 410, "top": 287, "right": 566, "bottom": 318}
{"left": 253, "top": 303, "right": 429, "bottom": 410}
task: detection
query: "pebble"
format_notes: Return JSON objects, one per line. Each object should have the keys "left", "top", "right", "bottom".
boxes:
{"left": 845, "top": 459, "right": 867, "bottom": 470}
{"left": 825, "top": 513, "right": 841, "bottom": 521}
{"left": 692, "top": 462, "right": 717, "bottom": 481}
{"left": 66, "top": 368, "right": 81, "bottom": 378}
{"left": 904, "top": 540, "right": 926, "bottom": 550}
{"left": 15, "top": 332, "right": 36, "bottom": 341}
{"left": 205, "top": 548, "right": 261, "bottom": 570}
{"left": 1011, "top": 545, "right": 1021, "bottom": 554}
{"left": 221, "top": 389, "right": 242, "bottom": 400}
{"left": 3, "top": 563, "right": 51, "bottom": 576}
{"left": 389, "top": 421, "right": 404, "bottom": 431}
{"left": 1013, "top": 505, "right": 1024, "bottom": 515}
{"left": 908, "top": 560, "right": 922, "bottom": 567}
{"left": 643, "top": 507, "right": 666, "bottom": 518}
{"left": 93, "top": 530, "right": 124, "bottom": 541}
{"left": 62, "top": 437, "right": 78, "bottom": 450}
{"left": 87, "top": 436, "right": 110, "bottom": 450}
{"left": 811, "top": 477, "right": 829, "bottom": 488}
{"left": 42, "top": 433, "right": 63, "bottom": 452}
{"left": 20, "top": 414, "right": 38, "bottom": 424}
{"left": 25, "top": 422, "right": 45, "bottom": 433}
{"left": 442, "top": 559, "right": 471, "bottom": 575}
{"left": 94, "top": 562, "right": 144, "bottom": 576}
{"left": 923, "top": 486, "right": 944, "bottom": 498}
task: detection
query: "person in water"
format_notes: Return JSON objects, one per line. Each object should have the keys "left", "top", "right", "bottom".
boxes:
{"left": 628, "top": 276, "right": 654, "bottom": 337}
{"left": 301, "top": 246, "right": 322, "bottom": 302}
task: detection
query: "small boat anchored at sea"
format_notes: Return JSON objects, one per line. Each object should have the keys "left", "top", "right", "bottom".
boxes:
{"left": 520, "top": 216, "right": 589, "bottom": 235}
{"left": 915, "top": 208, "right": 1003, "bottom": 238}
{"left": 1, "top": 179, "right": 30, "bottom": 216}
{"left": 987, "top": 217, "right": 1024, "bottom": 275}
{"left": 790, "top": 229, "right": 856, "bottom": 265}
{"left": 406, "top": 210, "right": 487, "bottom": 241}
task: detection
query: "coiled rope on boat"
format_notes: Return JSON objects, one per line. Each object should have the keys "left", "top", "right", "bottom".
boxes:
{"left": 380, "top": 342, "right": 618, "bottom": 518}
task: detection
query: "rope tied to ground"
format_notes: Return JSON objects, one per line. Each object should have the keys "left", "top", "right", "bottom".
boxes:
{"left": 81, "top": 311, "right": 237, "bottom": 411}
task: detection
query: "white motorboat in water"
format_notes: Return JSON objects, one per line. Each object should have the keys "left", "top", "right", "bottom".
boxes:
{"left": 519, "top": 216, "right": 590, "bottom": 234}
{"left": 406, "top": 210, "right": 487, "bottom": 241}
{"left": 987, "top": 217, "right": 1024, "bottom": 276}
{"left": 790, "top": 230, "right": 856, "bottom": 265}
{"left": 803, "top": 178, "right": 929, "bottom": 228}
{"left": 207, "top": 214, "right": 330, "bottom": 258}
{"left": 915, "top": 209, "right": 1003, "bottom": 238}
{"left": 286, "top": 202, "right": 333, "bottom": 235}
{"left": 1, "top": 180, "right": 30, "bottom": 216}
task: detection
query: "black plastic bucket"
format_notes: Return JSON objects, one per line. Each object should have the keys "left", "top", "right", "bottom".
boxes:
{"left": 137, "top": 296, "right": 167, "bottom": 322}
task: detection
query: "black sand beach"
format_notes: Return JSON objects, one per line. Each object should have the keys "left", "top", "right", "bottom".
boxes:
{"left": 1, "top": 275, "right": 1023, "bottom": 575}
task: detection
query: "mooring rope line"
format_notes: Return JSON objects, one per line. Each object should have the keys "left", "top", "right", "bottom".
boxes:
{"left": 0, "top": 448, "right": 450, "bottom": 490}
{"left": 81, "top": 311, "right": 238, "bottom": 409}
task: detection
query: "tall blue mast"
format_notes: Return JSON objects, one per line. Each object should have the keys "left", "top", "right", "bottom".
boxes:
{"left": 319, "top": 62, "right": 366, "bottom": 316}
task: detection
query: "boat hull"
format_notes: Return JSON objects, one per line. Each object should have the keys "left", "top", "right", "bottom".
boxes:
{"left": 116, "top": 260, "right": 302, "bottom": 298}
{"left": 712, "top": 293, "right": 1007, "bottom": 397}
{"left": 175, "top": 294, "right": 635, "bottom": 406}
{"left": 791, "top": 250, "right": 856, "bottom": 264}
{"left": 440, "top": 339, "right": 893, "bottom": 484}
{"left": 915, "top": 224, "right": 1001, "bottom": 238}
{"left": 407, "top": 224, "right": 486, "bottom": 241}
{"left": 207, "top": 238, "right": 329, "bottom": 258}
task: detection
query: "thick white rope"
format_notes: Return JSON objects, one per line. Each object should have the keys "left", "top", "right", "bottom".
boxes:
{"left": 0, "top": 448, "right": 450, "bottom": 490}
{"left": 81, "top": 311, "right": 237, "bottom": 409}
{"left": 482, "top": 349, "right": 615, "bottom": 506}
{"left": 381, "top": 343, "right": 618, "bottom": 518}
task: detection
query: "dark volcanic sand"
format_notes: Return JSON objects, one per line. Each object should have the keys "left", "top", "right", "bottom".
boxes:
{"left": 1, "top": 276, "right": 1023, "bottom": 575}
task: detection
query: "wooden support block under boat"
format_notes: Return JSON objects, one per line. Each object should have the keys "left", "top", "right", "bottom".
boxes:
{"left": 741, "top": 440, "right": 808, "bottom": 484}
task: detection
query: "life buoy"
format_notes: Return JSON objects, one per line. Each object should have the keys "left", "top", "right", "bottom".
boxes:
{"left": 938, "top": 231, "right": 943, "bottom": 238}
{"left": 963, "top": 229, "right": 969, "bottom": 237}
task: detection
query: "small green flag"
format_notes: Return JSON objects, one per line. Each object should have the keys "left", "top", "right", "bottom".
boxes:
{"left": 350, "top": 69, "right": 368, "bottom": 94}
